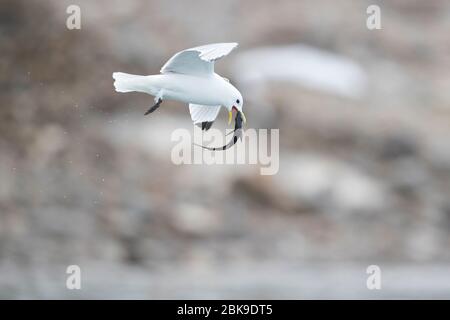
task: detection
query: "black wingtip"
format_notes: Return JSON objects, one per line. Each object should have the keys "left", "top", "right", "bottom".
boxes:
{"left": 194, "top": 111, "right": 245, "bottom": 151}
{"left": 195, "top": 121, "right": 214, "bottom": 131}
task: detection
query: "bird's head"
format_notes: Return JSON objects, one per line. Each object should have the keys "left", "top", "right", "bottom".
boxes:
{"left": 225, "top": 86, "right": 246, "bottom": 125}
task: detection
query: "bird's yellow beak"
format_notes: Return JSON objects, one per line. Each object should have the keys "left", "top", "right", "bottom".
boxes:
{"left": 228, "top": 110, "right": 247, "bottom": 125}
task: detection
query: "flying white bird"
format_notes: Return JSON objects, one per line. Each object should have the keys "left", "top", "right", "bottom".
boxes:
{"left": 112, "top": 42, "right": 246, "bottom": 150}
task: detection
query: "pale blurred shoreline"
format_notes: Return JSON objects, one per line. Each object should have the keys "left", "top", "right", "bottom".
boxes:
{"left": 2, "top": 262, "right": 450, "bottom": 299}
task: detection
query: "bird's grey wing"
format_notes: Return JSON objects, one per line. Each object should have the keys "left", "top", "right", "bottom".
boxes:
{"left": 160, "top": 43, "right": 238, "bottom": 76}
{"left": 189, "top": 104, "right": 222, "bottom": 131}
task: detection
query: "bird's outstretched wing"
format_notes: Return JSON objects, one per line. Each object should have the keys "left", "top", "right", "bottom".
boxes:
{"left": 189, "top": 104, "right": 221, "bottom": 131}
{"left": 160, "top": 43, "right": 238, "bottom": 76}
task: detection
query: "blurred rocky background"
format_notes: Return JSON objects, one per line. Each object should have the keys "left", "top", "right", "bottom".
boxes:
{"left": 1, "top": 0, "right": 450, "bottom": 298}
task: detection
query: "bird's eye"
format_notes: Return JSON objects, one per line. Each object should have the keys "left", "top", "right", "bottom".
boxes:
{"left": 236, "top": 99, "right": 240, "bottom": 104}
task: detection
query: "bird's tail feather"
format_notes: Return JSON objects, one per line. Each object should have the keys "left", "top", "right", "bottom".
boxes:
{"left": 112, "top": 72, "right": 149, "bottom": 93}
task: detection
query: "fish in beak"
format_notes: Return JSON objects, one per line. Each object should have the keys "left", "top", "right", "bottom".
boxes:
{"left": 228, "top": 106, "right": 246, "bottom": 125}
{"left": 197, "top": 110, "right": 246, "bottom": 151}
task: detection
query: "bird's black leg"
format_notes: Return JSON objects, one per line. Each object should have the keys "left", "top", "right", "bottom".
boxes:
{"left": 144, "top": 98, "right": 162, "bottom": 115}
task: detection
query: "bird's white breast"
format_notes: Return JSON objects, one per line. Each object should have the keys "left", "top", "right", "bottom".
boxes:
{"left": 148, "top": 73, "right": 230, "bottom": 106}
